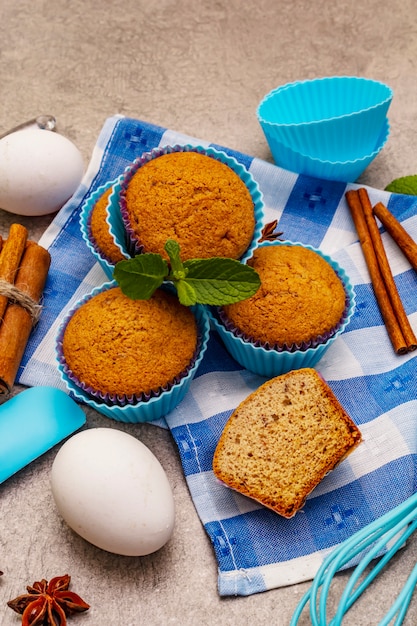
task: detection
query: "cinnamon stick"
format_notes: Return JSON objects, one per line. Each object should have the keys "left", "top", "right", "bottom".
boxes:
{"left": 373, "top": 201, "right": 417, "bottom": 272}
{"left": 345, "top": 188, "right": 415, "bottom": 355}
{"left": 358, "top": 189, "right": 417, "bottom": 352}
{"left": 0, "top": 240, "right": 51, "bottom": 394}
{"left": 0, "top": 223, "right": 28, "bottom": 321}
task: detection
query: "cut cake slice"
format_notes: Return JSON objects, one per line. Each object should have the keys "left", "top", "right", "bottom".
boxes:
{"left": 212, "top": 368, "right": 362, "bottom": 518}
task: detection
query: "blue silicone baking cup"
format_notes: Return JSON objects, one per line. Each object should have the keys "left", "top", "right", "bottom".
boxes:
{"left": 56, "top": 281, "right": 210, "bottom": 423}
{"left": 266, "top": 118, "right": 390, "bottom": 182}
{"left": 106, "top": 143, "right": 265, "bottom": 264}
{"left": 257, "top": 76, "right": 392, "bottom": 161}
{"left": 258, "top": 76, "right": 392, "bottom": 124}
{"left": 79, "top": 178, "right": 127, "bottom": 279}
{"left": 208, "top": 240, "right": 356, "bottom": 378}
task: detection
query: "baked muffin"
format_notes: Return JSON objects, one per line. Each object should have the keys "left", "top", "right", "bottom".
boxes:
{"left": 208, "top": 240, "right": 355, "bottom": 377}
{"left": 60, "top": 286, "right": 198, "bottom": 401}
{"left": 213, "top": 368, "right": 362, "bottom": 518}
{"left": 89, "top": 186, "right": 126, "bottom": 265}
{"left": 221, "top": 243, "right": 346, "bottom": 347}
{"left": 119, "top": 148, "right": 257, "bottom": 261}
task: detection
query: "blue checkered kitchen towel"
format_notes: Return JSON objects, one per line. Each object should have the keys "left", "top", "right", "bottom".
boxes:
{"left": 19, "top": 115, "right": 417, "bottom": 596}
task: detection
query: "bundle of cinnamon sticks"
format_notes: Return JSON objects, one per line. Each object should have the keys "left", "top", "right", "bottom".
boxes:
{"left": 346, "top": 187, "right": 417, "bottom": 355}
{"left": 0, "top": 223, "right": 51, "bottom": 394}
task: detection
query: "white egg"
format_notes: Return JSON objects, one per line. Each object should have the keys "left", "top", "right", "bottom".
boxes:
{"left": 0, "top": 128, "right": 84, "bottom": 216}
{"left": 50, "top": 428, "right": 175, "bottom": 556}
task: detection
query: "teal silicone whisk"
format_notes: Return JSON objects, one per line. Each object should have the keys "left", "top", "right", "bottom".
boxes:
{"left": 290, "top": 492, "right": 417, "bottom": 625}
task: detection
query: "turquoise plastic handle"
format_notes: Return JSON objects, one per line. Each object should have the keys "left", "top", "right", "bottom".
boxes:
{"left": 0, "top": 386, "right": 86, "bottom": 483}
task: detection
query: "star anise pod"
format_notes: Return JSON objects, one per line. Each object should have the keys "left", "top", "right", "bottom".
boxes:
{"left": 7, "top": 574, "right": 90, "bottom": 626}
{"left": 259, "top": 219, "right": 284, "bottom": 242}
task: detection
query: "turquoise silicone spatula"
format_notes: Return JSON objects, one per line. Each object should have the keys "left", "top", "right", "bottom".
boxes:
{"left": 0, "top": 386, "right": 86, "bottom": 483}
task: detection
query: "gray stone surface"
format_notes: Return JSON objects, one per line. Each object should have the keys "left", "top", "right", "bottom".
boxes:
{"left": 1, "top": 0, "right": 417, "bottom": 624}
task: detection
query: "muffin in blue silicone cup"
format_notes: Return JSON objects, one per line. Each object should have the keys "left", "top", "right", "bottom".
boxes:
{"left": 56, "top": 281, "right": 210, "bottom": 424}
{"left": 208, "top": 240, "right": 355, "bottom": 377}
{"left": 106, "top": 144, "right": 264, "bottom": 263}
{"left": 79, "top": 179, "right": 127, "bottom": 279}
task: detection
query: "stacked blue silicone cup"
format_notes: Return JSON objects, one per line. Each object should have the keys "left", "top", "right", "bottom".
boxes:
{"left": 257, "top": 76, "right": 392, "bottom": 181}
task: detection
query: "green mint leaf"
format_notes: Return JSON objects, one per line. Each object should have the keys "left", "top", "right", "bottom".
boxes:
{"left": 175, "top": 279, "right": 198, "bottom": 306}
{"left": 112, "top": 241, "right": 261, "bottom": 306}
{"left": 113, "top": 254, "right": 168, "bottom": 300}
{"left": 165, "top": 239, "right": 187, "bottom": 279}
{"left": 179, "top": 257, "right": 261, "bottom": 305}
{"left": 385, "top": 175, "right": 417, "bottom": 195}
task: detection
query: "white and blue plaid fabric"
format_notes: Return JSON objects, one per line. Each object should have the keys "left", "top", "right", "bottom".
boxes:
{"left": 20, "top": 115, "right": 417, "bottom": 596}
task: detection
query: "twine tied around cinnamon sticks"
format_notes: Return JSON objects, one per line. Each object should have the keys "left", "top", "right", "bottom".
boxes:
{"left": 0, "top": 279, "right": 43, "bottom": 324}
{"left": 345, "top": 188, "right": 417, "bottom": 355}
{"left": 0, "top": 223, "right": 51, "bottom": 394}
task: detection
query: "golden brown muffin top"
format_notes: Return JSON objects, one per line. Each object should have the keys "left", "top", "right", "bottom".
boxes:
{"left": 62, "top": 287, "right": 198, "bottom": 397}
{"left": 222, "top": 244, "right": 346, "bottom": 346}
{"left": 123, "top": 151, "right": 255, "bottom": 261}
{"left": 90, "top": 187, "right": 126, "bottom": 264}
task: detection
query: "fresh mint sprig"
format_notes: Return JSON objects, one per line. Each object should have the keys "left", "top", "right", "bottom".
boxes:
{"left": 113, "top": 239, "right": 260, "bottom": 306}
{"left": 385, "top": 175, "right": 417, "bottom": 195}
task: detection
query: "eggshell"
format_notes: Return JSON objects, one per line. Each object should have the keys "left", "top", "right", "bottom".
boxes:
{"left": 0, "top": 128, "right": 84, "bottom": 216}
{"left": 50, "top": 428, "right": 175, "bottom": 556}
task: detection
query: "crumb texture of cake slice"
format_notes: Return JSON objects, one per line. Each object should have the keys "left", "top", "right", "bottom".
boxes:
{"left": 212, "top": 368, "right": 362, "bottom": 518}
